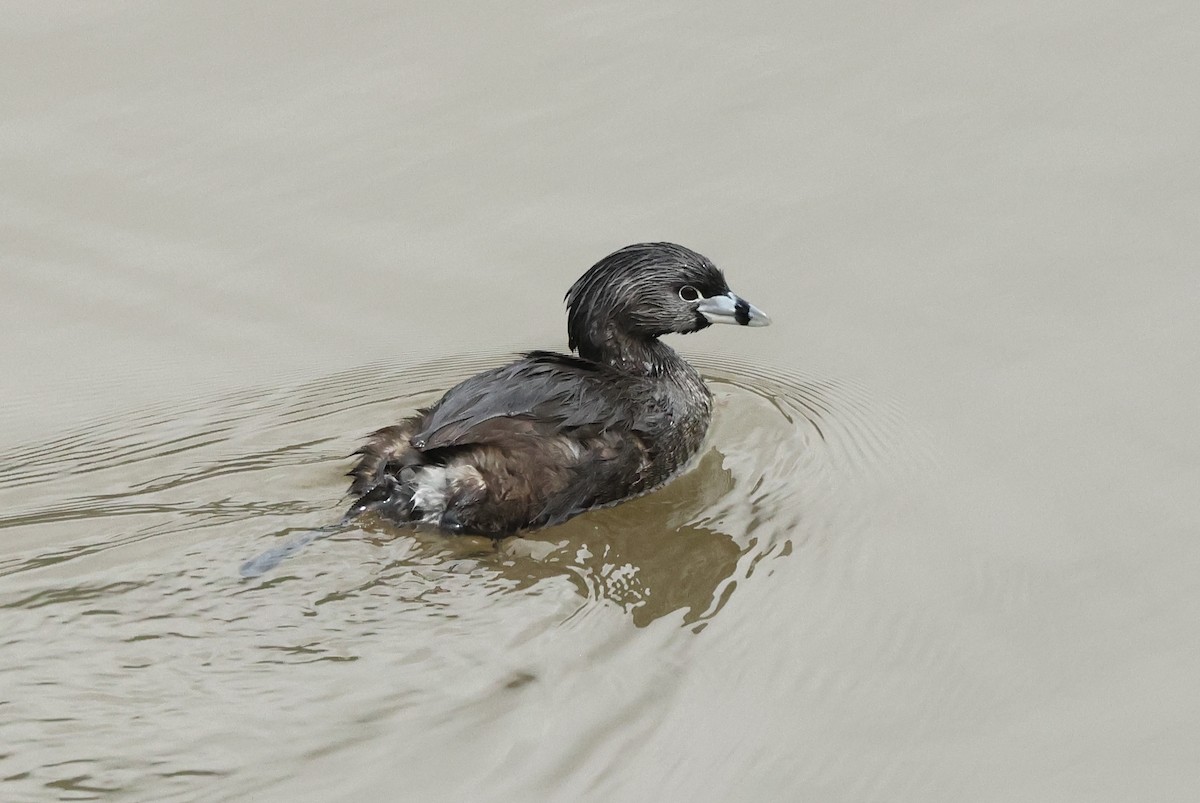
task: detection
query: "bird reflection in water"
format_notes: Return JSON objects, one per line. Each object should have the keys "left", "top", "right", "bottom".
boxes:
{"left": 502, "top": 448, "right": 742, "bottom": 628}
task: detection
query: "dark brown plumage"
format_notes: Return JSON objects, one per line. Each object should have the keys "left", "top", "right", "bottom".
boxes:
{"left": 345, "top": 242, "right": 769, "bottom": 536}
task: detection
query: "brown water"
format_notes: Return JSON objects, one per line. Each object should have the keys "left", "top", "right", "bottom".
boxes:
{"left": 2, "top": 3, "right": 1198, "bottom": 801}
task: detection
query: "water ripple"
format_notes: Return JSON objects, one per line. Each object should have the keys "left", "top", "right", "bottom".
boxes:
{"left": 0, "top": 352, "right": 916, "bottom": 801}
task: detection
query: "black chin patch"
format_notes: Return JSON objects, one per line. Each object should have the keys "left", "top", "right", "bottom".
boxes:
{"left": 734, "top": 297, "right": 751, "bottom": 326}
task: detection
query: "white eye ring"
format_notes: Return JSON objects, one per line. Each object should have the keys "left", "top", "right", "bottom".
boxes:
{"left": 679, "top": 285, "right": 700, "bottom": 302}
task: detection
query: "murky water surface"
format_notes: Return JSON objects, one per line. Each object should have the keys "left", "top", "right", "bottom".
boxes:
{"left": 3, "top": 3, "right": 1199, "bottom": 801}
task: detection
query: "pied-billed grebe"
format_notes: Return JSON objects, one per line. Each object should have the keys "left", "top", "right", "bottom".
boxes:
{"left": 345, "top": 242, "right": 769, "bottom": 536}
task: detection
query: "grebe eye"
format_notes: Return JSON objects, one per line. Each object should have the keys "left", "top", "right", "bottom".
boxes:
{"left": 679, "top": 285, "right": 700, "bottom": 302}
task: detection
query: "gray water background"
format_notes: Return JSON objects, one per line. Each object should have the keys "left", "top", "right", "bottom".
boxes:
{"left": 2, "top": 3, "right": 1198, "bottom": 801}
